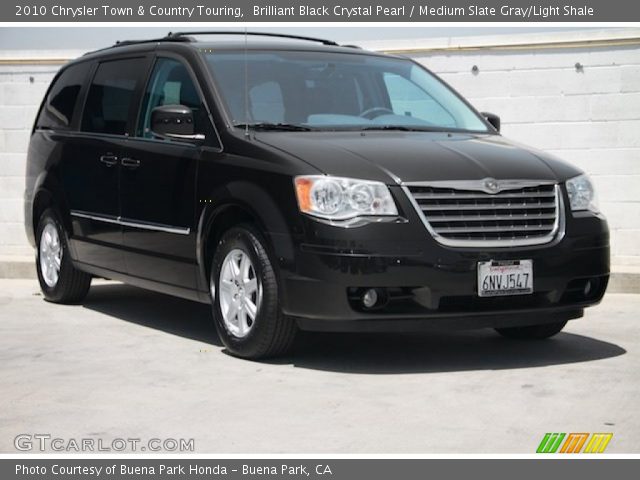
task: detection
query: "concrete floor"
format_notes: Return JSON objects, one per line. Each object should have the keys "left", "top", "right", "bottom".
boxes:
{"left": 0, "top": 279, "right": 638, "bottom": 453}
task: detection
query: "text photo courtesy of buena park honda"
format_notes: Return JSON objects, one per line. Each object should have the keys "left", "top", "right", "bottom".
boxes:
{"left": 1, "top": 23, "right": 639, "bottom": 455}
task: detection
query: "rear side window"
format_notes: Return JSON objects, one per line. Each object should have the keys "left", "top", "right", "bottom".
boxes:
{"left": 81, "top": 58, "right": 147, "bottom": 136}
{"left": 36, "top": 62, "right": 90, "bottom": 130}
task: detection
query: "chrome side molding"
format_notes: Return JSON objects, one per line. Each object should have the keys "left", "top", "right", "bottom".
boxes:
{"left": 70, "top": 210, "right": 191, "bottom": 235}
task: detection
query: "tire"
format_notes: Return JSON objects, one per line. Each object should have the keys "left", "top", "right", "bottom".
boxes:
{"left": 36, "top": 208, "right": 91, "bottom": 304}
{"left": 210, "top": 225, "right": 297, "bottom": 359}
{"left": 495, "top": 320, "right": 568, "bottom": 340}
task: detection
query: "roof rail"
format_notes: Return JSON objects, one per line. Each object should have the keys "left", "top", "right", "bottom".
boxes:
{"left": 83, "top": 31, "right": 340, "bottom": 57}
{"left": 83, "top": 35, "right": 190, "bottom": 56}
{"left": 166, "top": 31, "right": 339, "bottom": 46}
{"left": 113, "top": 36, "right": 191, "bottom": 48}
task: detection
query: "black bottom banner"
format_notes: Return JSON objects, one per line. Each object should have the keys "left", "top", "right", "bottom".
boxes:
{"left": 2, "top": 459, "right": 637, "bottom": 480}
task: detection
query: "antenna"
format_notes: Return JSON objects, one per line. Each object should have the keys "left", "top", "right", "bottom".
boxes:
{"left": 244, "top": 27, "right": 250, "bottom": 138}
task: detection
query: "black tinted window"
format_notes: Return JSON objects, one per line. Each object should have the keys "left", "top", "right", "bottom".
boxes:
{"left": 81, "top": 58, "right": 146, "bottom": 135}
{"left": 36, "top": 62, "right": 90, "bottom": 130}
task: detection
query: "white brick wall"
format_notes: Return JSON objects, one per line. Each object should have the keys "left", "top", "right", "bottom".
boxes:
{"left": 0, "top": 32, "right": 639, "bottom": 265}
{"left": 0, "top": 64, "right": 58, "bottom": 256}
{"left": 404, "top": 37, "right": 640, "bottom": 266}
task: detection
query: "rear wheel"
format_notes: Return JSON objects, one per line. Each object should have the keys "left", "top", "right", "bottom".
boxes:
{"left": 495, "top": 320, "right": 568, "bottom": 340}
{"left": 36, "top": 208, "right": 91, "bottom": 303}
{"left": 211, "top": 225, "right": 296, "bottom": 359}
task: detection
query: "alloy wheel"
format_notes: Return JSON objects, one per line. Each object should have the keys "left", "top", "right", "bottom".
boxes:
{"left": 217, "top": 249, "right": 262, "bottom": 338}
{"left": 39, "top": 222, "right": 62, "bottom": 287}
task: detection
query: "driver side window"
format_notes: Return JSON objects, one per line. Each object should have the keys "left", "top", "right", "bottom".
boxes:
{"left": 137, "top": 58, "right": 211, "bottom": 140}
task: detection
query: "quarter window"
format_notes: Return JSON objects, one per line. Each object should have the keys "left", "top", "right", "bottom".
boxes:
{"left": 36, "top": 62, "right": 91, "bottom": 130}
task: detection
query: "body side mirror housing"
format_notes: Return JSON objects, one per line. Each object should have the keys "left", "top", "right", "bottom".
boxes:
{"left": 481, "top": 112, "right": 501, "bottom": 132}
{"left": 480, "top": 112, "right": 500, "bottom": 132}
{"left": 150, "top": 105, "right": 205, "bottom": 142}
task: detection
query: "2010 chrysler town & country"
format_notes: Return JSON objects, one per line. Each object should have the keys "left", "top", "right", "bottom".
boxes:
{"left": 24, "top": 32, "right": 609, "bottom": 359}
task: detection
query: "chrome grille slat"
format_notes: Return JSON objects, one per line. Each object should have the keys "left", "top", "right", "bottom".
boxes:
{"left": 412, "top": 191, "right": 556, "bottom": 200}
{"left": 419, "top": 202, "right": 556, "bottom": 211}
{"left": 433, "top": 225, "right": 554, "bottom": 234}
{"left": 403, "top": 181, "right": 563, "bottom": 248}
{"left": 430, "top": 213, "right": 556, "bottom": 222}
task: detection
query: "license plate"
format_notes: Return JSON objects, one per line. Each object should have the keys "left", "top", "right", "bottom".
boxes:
{"left": 477, "top": 260, "right": 533, "bottom": 297}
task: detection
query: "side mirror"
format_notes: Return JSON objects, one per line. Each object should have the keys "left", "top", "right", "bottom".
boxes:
{"left": 481, "top": 112, "right": 501, "bottom": 132}
{"left": 150, "top": 105, "right": 205, "bottom": 142}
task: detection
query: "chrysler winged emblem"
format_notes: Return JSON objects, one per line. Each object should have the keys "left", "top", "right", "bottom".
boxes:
{"left": 483, "top": 178, "right": 500, "bottom": 194}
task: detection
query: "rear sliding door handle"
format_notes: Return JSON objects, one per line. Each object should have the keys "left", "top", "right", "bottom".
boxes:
{"left": 121, "top": 157, "right": 141, "bottom": 169}
{"left": 99, "top": 154, "right": 118, "bottom": 167}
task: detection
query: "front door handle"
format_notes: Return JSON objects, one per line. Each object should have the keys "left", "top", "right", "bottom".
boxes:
{"left": 121, "top": 157, "right": 141, "bottom": 169}
{"left": 99, "top": 154, "right": 118, "bottom": 167}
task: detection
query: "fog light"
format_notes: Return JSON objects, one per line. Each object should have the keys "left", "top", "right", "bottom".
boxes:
{"left": 583, "top": 280, "right": 593, "bottom": 297}
{"left": 362, "top": 288, "right": 378, "bottom": 308}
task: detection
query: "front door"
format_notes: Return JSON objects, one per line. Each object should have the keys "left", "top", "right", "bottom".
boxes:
{"left": 120, "top": 57, "right": 214, "bottom": 289}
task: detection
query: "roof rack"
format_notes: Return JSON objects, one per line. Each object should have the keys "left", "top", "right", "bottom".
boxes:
{"left": 166, "top": 31, "right": 339, "bottom": 46}
{"left": 83, "top": 35, "right": 190, "bottom": 55}
{"left": 113, "top": 36, "right": 191, "bottom": 48}
{"left": 84, "top": 31, "right": 341, "bottom": 57}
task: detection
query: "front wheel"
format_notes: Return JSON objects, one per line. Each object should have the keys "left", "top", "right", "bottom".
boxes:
{"left": 210, "top": 225, "right": 296, "bottom": 359}
{"left": 495, "top": 320, "right": 568, "bottom": 340}
{"left": 36, "top": 208, "right": 91, "bottom": 303}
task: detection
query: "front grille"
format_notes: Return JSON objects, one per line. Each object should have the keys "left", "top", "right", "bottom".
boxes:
{"left": 405, "top": 181, "right": 562, "bottom": 247}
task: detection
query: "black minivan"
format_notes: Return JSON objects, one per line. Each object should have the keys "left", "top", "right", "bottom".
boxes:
{"left": 25, "top": 32, "right": 609, "bottom": 359}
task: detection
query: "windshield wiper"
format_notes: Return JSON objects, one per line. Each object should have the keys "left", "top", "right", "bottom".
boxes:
{"left": 361, "top": 125, "right": 443, "bottom": 132}
{"left": 235, "top": 122, "right": 313, "bottom": 132}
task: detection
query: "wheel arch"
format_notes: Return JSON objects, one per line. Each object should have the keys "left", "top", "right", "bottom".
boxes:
{"left": 31, "top": 170, "right": 73, "bottom": 250}
{"left": 196, "top": 180, "right": 297, "bottom": 298}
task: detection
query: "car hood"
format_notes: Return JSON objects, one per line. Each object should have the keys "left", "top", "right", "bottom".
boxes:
{"left": 254, "top": 131, "right": 581, "bottom": 184}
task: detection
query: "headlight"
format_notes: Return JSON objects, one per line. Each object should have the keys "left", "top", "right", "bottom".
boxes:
{"left": 294, "top": 175, "right": 398, "bottom": 220}
{"left": 566, "top": 174, "right": 599, "bottom": 212}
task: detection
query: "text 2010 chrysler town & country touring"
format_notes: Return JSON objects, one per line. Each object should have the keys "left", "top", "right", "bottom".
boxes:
{"left": 24, "top": 32, "right": 609, "bottom": 359}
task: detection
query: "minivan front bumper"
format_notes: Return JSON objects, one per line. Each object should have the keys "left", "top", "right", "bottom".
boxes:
{"left": 279, "top": 188, "right": 610, "bottom": 332}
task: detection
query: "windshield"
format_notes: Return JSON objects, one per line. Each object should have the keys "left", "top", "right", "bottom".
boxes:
{"left": 204, "top": 50, "right": 490, "bottom": 132}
